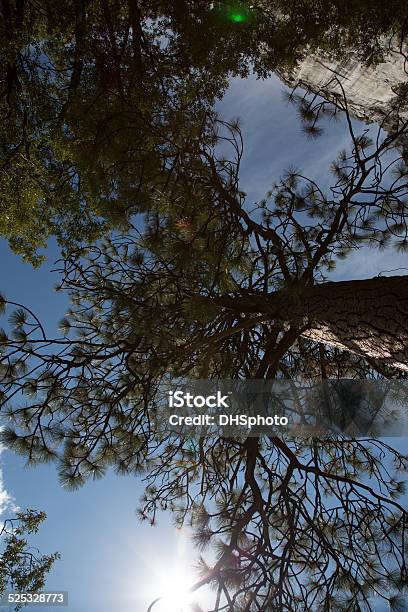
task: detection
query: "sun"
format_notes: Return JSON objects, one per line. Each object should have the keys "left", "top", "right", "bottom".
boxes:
{"left": 147, "top": 566, "right": 194, "bottom": 612}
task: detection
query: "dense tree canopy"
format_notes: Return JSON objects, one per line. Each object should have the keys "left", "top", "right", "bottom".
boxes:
{"left": 1, "top": 0, "right": 407, "bottom": 262}
{"left": 1, "top": 1, "right": 408, "bottom": 611}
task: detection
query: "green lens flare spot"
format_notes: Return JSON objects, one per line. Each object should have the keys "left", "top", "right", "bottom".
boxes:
{"left": 214, "top": 3, "right": 254, "bottom": 25}
{"left": 230, "top": 12, "right": 247, "bottom": 22}
{"left": 222, "top": 4, "right": 251, "bottom": 23}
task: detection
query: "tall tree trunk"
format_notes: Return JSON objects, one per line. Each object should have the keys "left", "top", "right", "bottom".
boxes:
{"left": 216, "top": 275, "right": 408, "bottom": 371}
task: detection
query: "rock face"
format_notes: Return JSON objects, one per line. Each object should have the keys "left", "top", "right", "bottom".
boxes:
{"left": 279, "top": 45, "right": 408, "bottom": 132}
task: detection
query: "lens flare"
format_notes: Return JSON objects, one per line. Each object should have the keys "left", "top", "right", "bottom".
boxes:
{"left": 230, "top": 11, "right": 247, "bottom": 22}
{"left": 148, "top": 566, "right": 194, "bottom": 612}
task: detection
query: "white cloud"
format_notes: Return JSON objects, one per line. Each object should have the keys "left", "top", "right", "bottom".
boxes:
{"left": 332, "top": 246, "right": 408, "bottom": 281}
{"left": 0, "top": 444, "right": 17, "bottom": 518}
{"left": 217, "top": 73, "right": 373, "bottom": 204}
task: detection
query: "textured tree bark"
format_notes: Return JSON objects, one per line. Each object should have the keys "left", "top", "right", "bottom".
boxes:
{"left": 295, "top": 276, "right": 408, "bottom": 371}
{"left": 216, "top": 276, "right": 408, "bottom": 371}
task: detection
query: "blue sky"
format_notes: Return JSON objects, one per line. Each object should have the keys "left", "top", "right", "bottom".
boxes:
{"left": 218, "top": 74, "right": 408, "bottom": 281}
{"left": 0, "top": 73, "right": 407, "bottom": 612}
